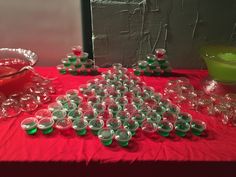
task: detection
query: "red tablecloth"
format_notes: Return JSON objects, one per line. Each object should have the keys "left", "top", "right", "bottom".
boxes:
{"left": 0, "top": 67, "right": 236, "bottom": 177}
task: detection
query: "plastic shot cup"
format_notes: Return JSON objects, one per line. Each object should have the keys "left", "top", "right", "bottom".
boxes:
{"left": 131, "top": 112, "right": 146, "bottom": 126}
{"left": 88, "top": 118, "right": 104, "bottom": 135}
{"left": 68, "top": 110, "right": 83, "bottom": 121}
{"left": 106, "top": 118, "right": 122, "bottom": 131}
{"left": 83, "top": 110, "right": 97, "bottom": 122}
{"left": 80, "top": 52, "right": 89, "bottom": 63}
{"left": 72, "top": 45, "right": 83, "bottom": 56}
{"left": 52, "top": 109, "right": 67, "bottom": 121}
{"left": 48, "top": 102, "right": 63, "bottom": 112}
{"left": 115, "top": 128, "right": 132, "bottom": 147}
{"left": 57, "top": 64, "right": 67, "bottom": 74}
{"left": 112, "top": 63, "right": 123, "bottom": 70}
{"left": 2, "top": 98, "right": 21, "bottom": 118}
{"left": 190, "top": 119, "right": 206, "bottom": 136}
{"left": 20, "top": 94, "right": 38, "bottom": 112}
{"left": 123, "top": 119, "right": 139, "bottom": 136}
{"left": 141, "top": 121, "right": 158, "bottom": 133}
{"left": 72, "top": 119, "right": 88, "bottom": 136}
{"left": 157, "top": 120, "right": 173, "bottom": 137}
{"left": 146, "top": 111, "right": 162, "bottom": 123}
{"left": 35, "top": 109, "right": 52, "bottom": 119}
{"left": 98, "top": 128, "right": 115, "bottom": 146}
{"left": 138, "top": 60, "right": 148, "bottom": 70}
{"left": 116, "top": 111, "right": 130, "bottom": 123}
{"left": 61, "top": 58, "right": 71, "bottom": 67}
{"left": 21, "top": 117, "right": 38, "bottom": 135}
{"left": 178, "top": 112, "right": 192, "bottom": 123}
{"left": 67, "top": 53, "right": 77, "bottom": 64}
{"left": 174, "top": 119, "right": 190, "bottom": 137}
{"left": 55, "top": 118, "right": 72, "bottom": 131}
{"left": 108, "top": 104, "right": 122, "bottom": 117}
{"left": 38, "top": 118, "right": 54, "bottom": 134}
{"left": 146, "top": 54, "right": 156, "bottom": 64}
{"left": 167, "top": 104, "right": 180, "bottom": 115}
{"left": 93, "top": 103, "right": 106, "bottom": 114}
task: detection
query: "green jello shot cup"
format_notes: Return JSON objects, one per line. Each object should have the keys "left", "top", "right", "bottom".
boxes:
{"left": 57, "top": 64, "right": 67, "bottom": 74}
{"left": 80, "top": 52, "right": 89, "bottom": 63}
{"left": 21, "top": 117, "right": 38, "bottom": 135}
{"left": 115, "top": 128, "right": 132, "bottom": 147}
{"left": 52, "top": 109, "right": 67, "bottom": 121}
{"left": 116, "top": 111, "right": 130, "bottom": 123}
{"left": 98, "top": 128, "right": 114, "bottom": 146}
{"left": 61, "top": 58, "right": 71, "bottom": 67}
{"left": 123, "top": 119, "right": 139, "bottom": 136}
{"left": 106, "top": 118, "right": 122, "bottom": 131}
{"left": 174, "top": 120, "right": 190, "bottom": 137}
{"left": 68, "top": 110, "right": 83, "bottom": 121}
{"left": 190, "top": 119, "right": 206, "bottom": 136}
{"left": 88, "top": 119, "right": 104, "bottom": 135}
{"left": 138, "top": 60, "right": 148, "bottom": 70}
{"left": 72, "top": 119, "right": 88, "bottom": 136}
{"left": 67, "top": 53, "right": 77, "bottom": 64}
{"left": 146, "top": 54, "right": 156, "bottom": 64}
{"left": 38, "top": 118, "right": 54, "bottom": 135}
{"left": 108, "top": 104, "right": 122, "bottom": 117}
{"left": 178, "top": 112, "right": 192, "bottom": 123}
{"left": 157, "top": 120, "right": 173, "bottom": 137}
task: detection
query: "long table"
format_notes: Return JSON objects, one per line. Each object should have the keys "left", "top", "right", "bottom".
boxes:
{"left": 0, "top": 67, "right": 236, "bottom": 177}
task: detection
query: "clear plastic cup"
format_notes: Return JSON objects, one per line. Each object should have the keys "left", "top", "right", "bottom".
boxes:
{"left": 55, "top": 118, "right": 72, "bottom": 130}
{"left": 61, "top": 58, "right": 71, "bottom": 67}
{"left": 72, "top": 119, "right": 88, "bottom": 136}
{"left": 93, "top": 103, "right": 106, "bottom": 114}
{"left": 2, "top": 98, "right": 21, "bottom": 118}
{"left": 146, "top": 111, "right": 162, "bottom": 123}
{"left": 48, "top": 102, "right": 63, "bottom": 112}
{"left": 131, "top": 112, "right": 146, "bottom": 126}
{"left": 112, "top": 63, "right": 123, "bottom": 70}
{"left": 68, "top": 66, "right": 78, "bottom": 76}
{"left": 83, "top": 110, "right": 97, "bottom": 121}
{"left": 67, "top": 53, "right": 77, "bottom": 64}
{"left": 123, "top": 119, "right": 139, "bottom": 136}
{"left": 98, "top": 128, "right": 115, "bottom": 146}
{"left": 178, "top": 112, "right": 192, "bottom": 123}
{"left": 72, "top": 45, "right": 83, "bottom": 56}
{"left": 79, "top": 52, "right": 89, "bottom": 63}
{"left": 174, "top": 119, "right": 190, "bottom": 137}
{"left": 108, "top": 103, "right": 122, "bottom": 117}
{"left": 88, "top": 118, "right": 104, "bottom": 135}
{"left": 20, "top": 94, "right": 38, "bottom": 112}
{"left": 52, "top": 109, "right": 67, "bottom": 120}
{"left": 138, "top": 60, "right": 148, "bottom": 70}
{"left": 190, "top": 119, "right": 206, "bottom": 136}
{"left": 33, "top": 87, "right": 51, "bottom": 104}
{"left": 141, "top": 121, "right": 158, "bottom": 133}
{"left": 35, "top": 109, "right": 52, "bottom": 119}
{"left": 167, "top": 104, "right": 180, "bottom": 115}
{"left": 115, "top": 128, "right": 132, "bottom": 147}
{"left": 157, "top": 120, "right": 173, "bottom": 137}
{"left": 21, "top": 117, "right": 38, "bottom": 135}
{"left": 68, "top": 110, "right": 83, "bottom": 121}
{"left": 116, "top": 110, "right": 130, "bottom": 123}
{"left": 38, "top": 118, "right": 54, "bottom": 134}
{"left": 87, "top": 96, "right": 100, "bottom": 106}
{"left": 57, "top": 64, "right": 67, "bottom": 74}
{"left": 106, "top": 118, "right": 122, "bottom": 131}
{"left": 162, "top": 111, "right": 177, "bottom": 123}
{"left": 115, "top": 97, "right": 128, "bottom": 109}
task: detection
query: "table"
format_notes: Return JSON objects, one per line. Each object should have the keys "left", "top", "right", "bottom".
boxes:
{"left": 0, "top": 67, "right": 236, "bottom": 177}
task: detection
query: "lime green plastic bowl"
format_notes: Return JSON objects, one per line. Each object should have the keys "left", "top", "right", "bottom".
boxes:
{"left": 201, "top": 45, "right": 236, "bottom": 83}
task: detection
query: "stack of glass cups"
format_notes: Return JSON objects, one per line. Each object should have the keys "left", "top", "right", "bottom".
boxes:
{"left": 56, "top": 45, "right": 100, "bottom": 76}
{"left": 133, "top": 48, "right": 172, "bottom": 76}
